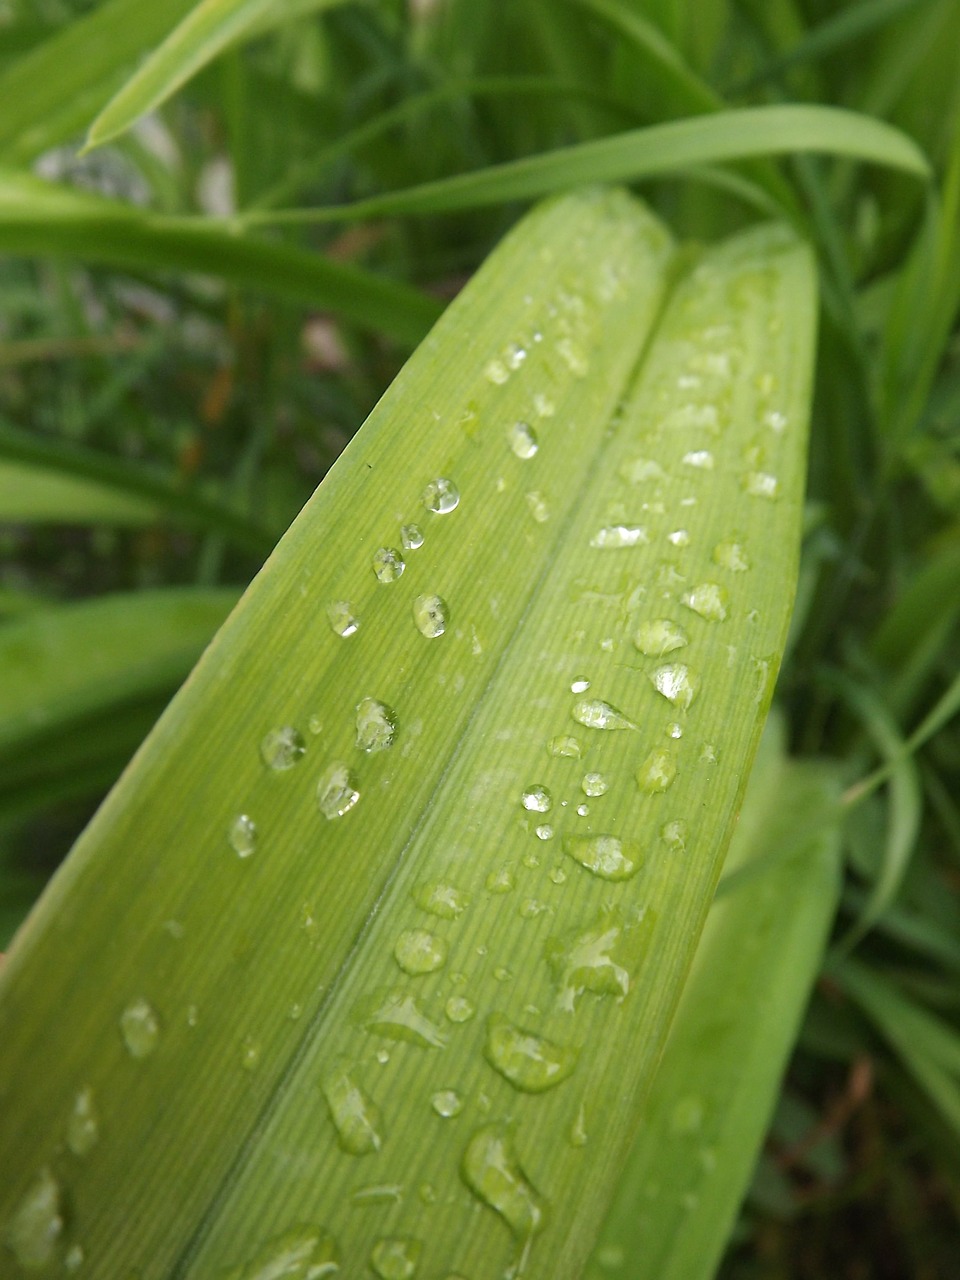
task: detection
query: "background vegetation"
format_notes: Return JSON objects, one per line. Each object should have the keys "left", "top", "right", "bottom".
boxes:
{"left": 1, "top": 0, "right": 959, "bottom": 1276}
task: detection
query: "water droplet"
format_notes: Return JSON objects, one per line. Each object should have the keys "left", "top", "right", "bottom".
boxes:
{"left": 229, "top": 813, "right": 257, "bottom": 858}
{"left": 64, "top": 1243, "right": 84, "bottom": 1272}
{"left": 667, "top": 529, "right": 691, "bottom": 548}
{"left": 508, "top": 421, "right": 539, "bottom": 459}
{"left": 413, "top": 881, "right": 469, "bottom": 919}
{"left": 667, "top": 722, "right": 683, "bottom": 739}
{"left": 570, "top": 1101, "right": 588, "bottom": 1147}
{"left": 533, "top": 392, "right": 555, "bottom": 418}
{"left": 681, "top": 582, "right": 728, "bottom": 622}
{"left": 619, "top": 456, "right": 665, "bottom": 485}
{"left": 570, "top": 677, "right": 590, "bottom": 693}
{"left": 525, "top": 490, "right": 550, "bottom": 523}
{"left": 590, "top": 525, "right": 648, "bottom": 549}
{"left": 371, "top": 1236, "right": 422, "bottom": 1280}
{"left": 486, "top": 866, "right": 515, "bottom": 894}
{"left": 431, "top": 1089, "right": 464, "bottom": 1118}
{"left": 699, "top": 742, "right": 719, "bottom": 764}
{"left": 461, "top": 1126, "right": 547, "bottom": 1241}
{"left": 120, "top": 997, "right": 160, "bottom": 1059}
{"left": 563, "top": 833, "right": 642, "bottom": 881}
{"left": 373, "top": 547, "right": 405, "bottom": 583}
{"left": 577, "top": 803, "right": 590, "bottom": 817}
{"left": 671, "top": 1095, "right": 705, "bottom": 1134}
{"left": 422, "top": 477, "right": 460, "bottom": 515}
{"left": 321, "top": 1059, "right": 383, "bottom": 1154}
{"left": 519, "top": 898, "right": 549, "bottom": 919}
{"left": 356, "top": 698, "right": 397, "bottom": 753}
{"left": 545, "top": 908, "right": 631, "bottom": 1011}
{"left": 67, "top": 1086, "right": 99, "bottom": 1156}
{"left": 230, "top": 1227, "right": 339, "bottom": 1280}
{"left": 308, "top": 714, "right": 323, "bottom": 735}
{"left": 764, "top": 409, "right": 788, "bottom": 433}
{"left": 534, "top": 824, "right": 554, "bottom": 841}
{"left": 241, "top": 1037, "right": 262, "bottom": 1072}
{"left": 394, "top": 928, "right": 448, "bottom": 976}
{"left": 633, "top": 618, "right": 689, "bottom": 657}
{"left": 506, "top": 341, "right": 527, "bottom": 370}
{"left": 401, "top": 523, "right": 424, "bottom": 550}
{"left": 712, "top": 538, "right": 750, "bottom": 572}
{"left": 260, "top": 725, "right": 306, "bottom": 771}
{"left": 580, "top": 772, "right": 607, "bottom": 797}
{"left": 352, "top": 1184, "right": 403, "bottom": 1207}
{"left": 445, "top": 995, "right": 476, "bottom": 1024}
{"left": 484, "top": 1014, "right": 578, "bottom": 1093}
{"left": 413, "top": 593, "right": 448, "bottom": 638}
{"left": 521, "top": 850, "right": 540, "bottom": 869}
{"left": 742, "top": 470, "right": 780, "bottom": 499}
{"left": 595, "top": 1243, "right": 626, "bottom": 1272}
{"left": 5, "top": 1169, "right": 63, "bottom": 1269}
{"left": 650, "top": 663, "right": 700, "bottom": 709}
{"left": 681, "top": 449, "right": 714, "bottom": 470}
{"left": 637, "top": 747, "right": 678, "bottom": 794}
{"left": 572, "top": 698, "right": 636, "bottom": 731}
{"left": 316, "top": 762, "right": 360, "bottom": 819}
{"left": 521, "top": 785, "right": 552, "bottom": 813}
{"left": 556, "top": 336, "right": 589, "bottom": 377}
{"left": 356, "top": 988, "right": 447, "bottom": 1048}
{"left": 187, "top": 1003, "right": 199, "bottom": 1027}
{"left": 327, "top": 600, "right": 358, "bottom": 638}
{"left": 288, "top": 1003, "right": 303, "bottom": 1021}
{"left": 485, "top": 358, "right": 509, "bottom": 385}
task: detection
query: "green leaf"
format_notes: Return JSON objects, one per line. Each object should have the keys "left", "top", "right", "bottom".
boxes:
{"left": 0, "top": 189, "right": 817, "bottom": 1277}
{"left": 0, "top": 460, "right": 158, "bottom": 526}
{"left": 86, "top": 0, "right": 347, "bottom": 150}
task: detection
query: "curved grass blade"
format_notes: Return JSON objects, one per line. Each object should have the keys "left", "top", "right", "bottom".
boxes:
{"left": 0, "top": 461, "right": 158, "bottom": 526}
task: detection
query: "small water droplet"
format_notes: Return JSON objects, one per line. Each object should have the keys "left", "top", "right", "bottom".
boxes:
{"left": 401, "top": 523, "right": 424, "bottom": 550}
{"left": 394, "top": 928, "right": 448, "bottom": 975}
{"left": 681, "top": 582, "right": 728, "bottom": 622}
{"left": 5, "top": 1169, "right": 63, "bottom": 1269}
{"left": 534, "top": 824, "right": 554, "bottom": 841}
{"left": 431, "top": 1089, "right": 464, "bottom": 1118}
{"left": 764, "top": 409, "right": 788, "bottom": 432}
{"left": 633, "top": 618, "right": 689, "bottom": 657}
{"left": 120, "top": 997, "right": 160, "bottom": 1059}
{"left": 187, "top": 1003, "right": 199, "bottom": 1027}
{"left": 64, "top": 1243, "right": 84, "bottom": 1272}
{"left": 356, "top": 988, "right": 447, "bottom": 1048}
{"left": 699, "top": 742, "right": 719, "bottom": 764}
{"left": 671, "top": 1095, "right": 705, "bottom": 1133}
{"left": 506, "top": 341, "right": 527, "bottom": 370}
{"left": 316, "top": 761, "right": 360, "bottom": 819}
{"left": 241, "top": 1036, "right": 262, "bottom": 1072}
{"left": 681, "top": 449, "right": 715, "bottom": 470}
{"left": 590, "top": 524, "right": 648, "bottom": 549}
{"left": 445, "top": 995, "right": 476, "bottom": 1024}
{"left": 742, "top": 470, "right": 780, "bottom": 499}
{"left": 556, "top": 335, "right": 589, "bottom": 377}
{"left": 667, "top": 529, "right": 690, "bottom": 547}
{"left": 570, "top": 1101, "right": 588, "bottom": 1147}
{"left": 327, "top": 600, "right": 358, "bottom": 637}
{"left": 352, "top": 1184, "right": 403, "bottom": 1207}
{"left": 371, "top": 1236, "right": 422, "bottom": 1280}
{"left": 227, "top": 1227, "right": 338, "bottom": 1280}
{"left": 484, "top": 1014, "right": 578, "bottom": 1092}
{"left": 229, "top": 813, "right": 257, "bottom": 858}
{"left": 563, "top": 833, "right": 642, "bottom": 881}
{"left": 413, "top": 593, "right": 448, "bottom": 638}
{"left": 667, "top": 722, "right": 683, "bottom": 739}
{"left": 413, "top": 881, "right": 469, "bottom": 919}
{"left": 67, "top": 1086, "right": 100, "bottom": 1156}
{"left": 549, "top": 866, "right": 567, "bottom": 885}
{"left": 485, "top": 358, "right": 509, "bottom": 385}
{"left": 572, "top": 698, "right": 636, "bottom": 731}
{"left": 308, "top": 714, "right": 323, "bottom": 735}
{"left": 545, "top": 908, "right": 631, "bottom": 1011}
{"left": 547, "top": 734, "right": 582, "bottom": 760}
{"left": 619, "top": 456, "right": 665, "bottom": 485}
{"left": 486, "top": 866, "right": 515, "bottom": 894}
{"left": 595, "top": 1243, "right": 625, "bottom": 1272}
{"left": 712, "top": 538, "right": 750, "bottom": 572}
{"left": 525, "top": 490, "right": 550, "bottom": 523}
{"left": 508, "top": 421, "right": 539, "bottom": 459}
{"left": 461, "top": 1126, "right": 547, "bottom": 1241}
{"left": 321, "top": 1059, "right": 383, "bottom": 1154}
{"left": 533, "top": 392, "right": 555, "bottom": 418}
{"left": 288, "top": 1003, "right": 303, "bottom": 1021}
{"left": 422, "top": 477, "right": 460, "bottom": 515}
{"left": 650, "top": 663, "right": 700, "bottom": 709}
{"left": 521, "top": 785, "right": 552, "bottom": 813}
{"left": 259, "top": 725, "right": 306, "bottom": 771}
{"left": 356, "top": 698, "right": 397, "bottom": 753}
{"left": 637, "top": 747, "right": 678, "bottom": 794}
{"left": 570, "top": 677, "right": 590, "bottom": 694}
{"left": 580, "top": 772, "right": 607, "bottom": 797}
{"left": 577, "top": 803, "right": 590, "bottom": 817}
{"left": 373, "top": 547, "right": 405, "bottom": 583}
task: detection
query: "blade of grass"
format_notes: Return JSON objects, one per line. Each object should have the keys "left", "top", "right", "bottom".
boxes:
{"left": 0, "top": 460, "right": 158, "bottom": 526}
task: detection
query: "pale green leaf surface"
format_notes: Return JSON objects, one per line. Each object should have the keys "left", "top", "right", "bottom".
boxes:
{"left": 0, "top": 460, "right": 158, "bottom": 525}
{"left": 584, "top": 718, "right": 842, "bottom": 1280}
{"left": 86, "top": 0, "right": 346, "bottom": 149}
{"left": 0, "top": 190, "right": 816, "bottom": 1278}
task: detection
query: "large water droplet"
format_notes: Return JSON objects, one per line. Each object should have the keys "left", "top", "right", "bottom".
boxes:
{"left": 547, "top": 734, "right": 583, "bottom": 759}
{"left": 120, "top": 997, "right": 160, "bottom": 1058}
{"left": 590, "top": 524, "right": 648, "bottom": 549}
{"left": 373, "top": 547, "right": 405, "bottom": 583}
{"left": 401, "top": 523, "right": 424, "bottom": 550}
{"left": 461, "top": 1126, "right": 547, "bottom": 1241}
{"left": 637, "top": 747, "right": 678, "bottom": 794}
{"left": 444, "top": 995, "right": 476, "bottom": 1024}
{"left": 572, "top": 698, "right": 636, "bottom": 731}
{"left": 413, "top": 593, "right": 448, "bottom": 638}
{"left": 508, "top": 421, "right": 539, "bottom": 459}
{"left": 371, "top": 1236, "right": 422, "bottom": 1280}
{"left": 422, "top": 477, "right": 460, "bottom": 515}
{"left": 229, "top": 813, "right": 257, "bottom": 858}
{"left": 67, "top": 1087, "right": 100, "bottom": 1156}
{"left": 394, "top": 928, "right": 448, "bottom": 976}
{"left": 316, "top": 762, "right": 360, "bottom": 819}
{"left": 327, "top": 600, "right": 358, "bottom": 638}
{"left": 356, "top": 988, "right": 447, "bottom": 1048}
{"left": 712, "top": 538, "right": 750, "bottom": 572}
{"left": 563, "top": 834, "right": 642, "bottom": 881}
{"left": 431, "top": 1089, "right": 464, "bottom": 1118}
{"left": 681, "top": 582, "right": 728, "bottom": 622}
{"left": 484, "top": 1014, "right": 578, "bottom": 1092}
{"left": 650, "top": 663, "right": 700, "bottom": 709}
{"left": 580, "top": 772, "right": 607, "bottom": 797}
{"left": 226, "top": 1226, "right": 339, "bottom": 1280}
{"left": 321, "top": 1060, "right": 383, "bottom": 1155}
{"left": 260, "top": 726, "right": 306, "bottom": 771}
{"left": 5, "top": 1169, "right": 63, "bottom": 1269}
{"left": 545, "top": 909, "right": 631, "bottom": 1011}
{"left": 413, "top": 881, "right": 469, "bottom": 919}
{"left": 356, "top": 698, "right": 397, "bottom": 753}
{"left": 521, "top": 785, "right": 552, "bottom": 813}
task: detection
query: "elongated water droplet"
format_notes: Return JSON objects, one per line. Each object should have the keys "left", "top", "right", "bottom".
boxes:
{"left": 316, "top": 762, "right": 360, "bottom": 819}
{"left": 570, "top": 1101, "right": 588, "bottom": 1147}
{"left": 637, "top": 747, "right": 678, "bottom": 794}
{"left": 5, "top": 1168, "right": 63, "bottom": 1269}
{"left": 508, "top": 421, "right": 539, "bottom": 459}
{"left": 401, "top": 523, "right": 424, "bottom": 550}
{"left": 373, "top": 547, "right": 405, "bottom": 583}
{"left": 394, "top": 928, "right": 448, "bottom": 976}
{"left": 352, "top": 1184, "right": 402, "bottom": 1207}
{"left": 227, "top": 1226, "right": 339, "bottom": 1280}
{"left": 371, "top": 1236, "right": 422, "bottom": 1280}
{"left": 422, "top": 477, "right": 460, "bottom": 515}
{"left": 461, "top": 1126, "right": 547, "bottom": 1241}
{"left": 431, "top": 1089, "right": 464, "bottom": 1118}
{"left": 356, "top": 698, "right": 397, "bottom": 753}
{"left": 260, "top": 726, "right": 306, "bottom": 771}
{"left": 572, "top": 698, "right": 636, "bottom": 731}
{"left": 229, "top": 813, "right": 257, "bottom": 858}
{"left": 413, "top": 593, "right": 448, "bottom": 638}
{"left": 712, "top": 538, "right": 750, "bottom": 572}
{"left": 484, "top": 1015, "right": 578, "bottom": 1092}
{"left": 590, "top": 524, "right": 648, "bottom": 549}
{"left": 444, "top": 995, "right": 476, "bottom": 1024}
{"left": 681, "top": 449, "right": 714, "bottom": 470}
{"left": 580, "top": 772, "right": 607, "bottom": 797}
{"left": 545, "top": 909, "right": 631, "bottom": 1011}
{"left": 413, "top": 881, "right": 468, "bottom": 919}
{"left": 525, "top": 490, "right": 550, "bottom": 523}
{"left": 67, "top": 1087, "right": 100, "bottom": 1156}
{"left": 327, "top": 600, "right": 358, "bottom": 638}
{"left": 570, "top": 677, "right": 590, "bottom": 693}
{"left": 356, "top": 988, "right": 447, "bottom": 1048}
{"left": 321, "top": 1060, "right": 383, "bottom": 1155}
{"left": 547, "top": 734, "right": 582, "bottom": 758}
{"left": 650, "top": 663, "right": 700, "bottom": 709}
{"left": 563, "top": 833, "right": 642, "bottom": 881}
{"left": 521, "top": 785, "right": 552, "bottom": 813}
{"left": 681, "top": 582, "right": 728, "bottom": 622}
{"left": 120, "top": 997, "right": 160, "bottom": 1058}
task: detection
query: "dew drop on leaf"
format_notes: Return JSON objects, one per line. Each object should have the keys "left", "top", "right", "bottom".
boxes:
{"left": 508, "top": 421, "right": 539, "bottom": 459}
{"left": 547, "top": 734, "right": 583, "bottom": 758}
{"left": 431, "top": 1089, "right": 464, "bottom": 1118}
{"left": 521, "top": 785, "right": 552, "bottom": 813}
{"left": 5, "top": 1168, "right": 63, "bottom": 1269}
{"left": 67, "top": 1086, "right": 99, "bottom": 1156}
{"left": 712, "top": 538, "right": 750, "bottom": 572}
{"left": 562, "top": 833, "right": 642, "bottom": 881}
{"left": 421, "top": 477, "right": 460, "bottom": 515}
{"left": 229, "top": 813, "right": 257, "bottom": 858}
{"left": 580, "top": 771, "right": 608, "bottom": 797}
{"left": 394, "top": 928, "right": 448, "bottom": 976}
{"left": 650, "top": 663, "right": 700, "bottom": 710}
{"left": 637, "top": 747, "right": 679, "bottom": 794}
{"left": 259, "top": 726, "right": 306, "bottom": 771}
{"left": 316, "top": 762, "right": 360, "bottom": 819}
{"left": 483, "top": 1014, "right": 578, "bottom": 1092}
{"left": 120, "top": 997, "right": 160, "bottom": 1059}
{"left": 226, "top": 1226, "right": 339, "bottom": 1280}
{"left": 327, "top": 600, "right": 358, "bottom": 638}
{"left": 460, "top": 1126, "right": 548, "bottom": 1241}
{"left": 370, "top": 1236, "right": 422, "bottom": 1280}
{"left": 401, "top": 523, "right": 424, "bottom": 550}
{"left": 356, "top": 698, "right": 397, "bottom": 753}
{"left": 590, "top": 524, "right": 648, "bottom": 549}
{"left": 373, "top": 547, "right": 405, "bottom": 583}
{"left": 572, "top": 698, "right": 637, "bottom": 730}
{"left": 681, "top": 582, "right": 728, "bottom": 622}
{"left": 321, "top": 1060, "right": 383, "bottom": 1155}
{"left": 412, "top": 881, "right": 469, "bottom": 919}
{"left": 413, "top": 593, "right": 448, "bottom": 638}
{"left": 444, "top": 995, "right": 476, "bottom": 1024}
{"left": 356, "top": 989, "right": 447, "bottom": 1048}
